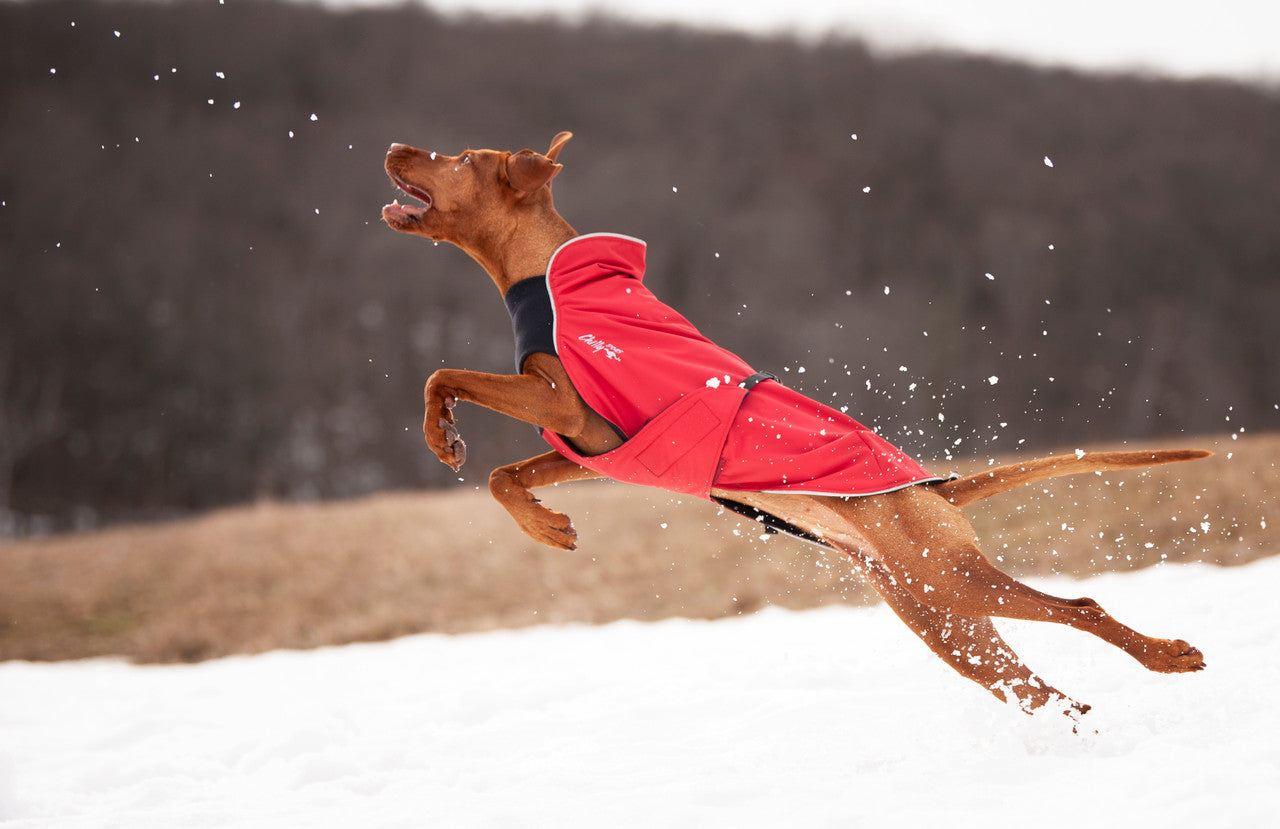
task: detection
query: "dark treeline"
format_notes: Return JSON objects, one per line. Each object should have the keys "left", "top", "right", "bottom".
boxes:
{"left": 2, "top": 0, "right": 1278, "bottom": 533}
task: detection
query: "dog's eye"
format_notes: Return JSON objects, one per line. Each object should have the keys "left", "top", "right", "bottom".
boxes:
{"left": 461, "top": 154, "right": 471, "bottom": 164}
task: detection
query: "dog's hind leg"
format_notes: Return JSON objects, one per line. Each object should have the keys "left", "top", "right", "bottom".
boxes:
{"left": 846, "top": 552, "right": 1089, "bottom": 715}
{"left": 712, "top": 490, "right": 1071, "bottom": 709}
{"left": 844, "top": 487, "right": 1206, "bottom": 675}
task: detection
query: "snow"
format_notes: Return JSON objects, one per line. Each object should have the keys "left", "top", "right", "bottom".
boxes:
{"left": 3, "top": 557, "right": 1279, "bottom": 826}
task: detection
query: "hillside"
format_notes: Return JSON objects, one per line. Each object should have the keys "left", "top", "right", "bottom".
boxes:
{"left": 1, "top": 432, "right": 1273, "bottom": 663}
{"left": 3, "top": 0, "right": 1278, "bottom": 532}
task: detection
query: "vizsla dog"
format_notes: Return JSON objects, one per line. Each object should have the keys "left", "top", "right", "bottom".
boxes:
{"left": 382, "top": 131, "right": 1207, "bottom": 717}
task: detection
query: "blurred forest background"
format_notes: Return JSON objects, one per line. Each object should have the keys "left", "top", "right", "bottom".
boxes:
{"left": 2, "top": 0, "right": 1278, "bottom": 536}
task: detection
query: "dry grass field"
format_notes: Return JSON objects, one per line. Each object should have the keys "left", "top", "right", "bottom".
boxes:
{"left": 1, "top": 432, "right": 1274, "bottom": 664}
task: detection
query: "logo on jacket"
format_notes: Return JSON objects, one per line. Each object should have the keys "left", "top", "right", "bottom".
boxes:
{"left": 578, "top": 333, "right": 623, "bottom": 362}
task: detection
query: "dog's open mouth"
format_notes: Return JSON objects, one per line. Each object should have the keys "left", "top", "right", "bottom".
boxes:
{"left": 383, "top": 174, "right": 432, "bottom": 224}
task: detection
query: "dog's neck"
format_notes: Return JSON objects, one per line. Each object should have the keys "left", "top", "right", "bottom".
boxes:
{"left": 466, "top": 206, "right": 577, "bottom": 297}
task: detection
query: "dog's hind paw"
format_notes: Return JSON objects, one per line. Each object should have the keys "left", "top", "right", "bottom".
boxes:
{"left": 1136, "top": 638, "right": 1206, "bottom": 673}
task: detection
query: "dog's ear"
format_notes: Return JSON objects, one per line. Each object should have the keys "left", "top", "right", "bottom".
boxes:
{"left": 505, "top": 150, "right": 562, "bottom": 194}
{"left": 505, "top": 132, "right": 572, "bottom": 194}
{"left": 546, "top": 131, "right": 572, "bottom": 163}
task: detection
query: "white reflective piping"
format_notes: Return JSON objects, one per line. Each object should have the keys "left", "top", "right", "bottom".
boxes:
{"left": 757, "top": 476, "right": 946, "bottom": 498}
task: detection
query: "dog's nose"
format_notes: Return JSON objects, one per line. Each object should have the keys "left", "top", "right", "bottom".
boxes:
{"left": 388, "top": 143, "right": 408, "bottom": 154}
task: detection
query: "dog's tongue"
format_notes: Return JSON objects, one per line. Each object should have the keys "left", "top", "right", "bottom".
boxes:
{"left": 382, "top": 199, "right": 426, "bottom": 221}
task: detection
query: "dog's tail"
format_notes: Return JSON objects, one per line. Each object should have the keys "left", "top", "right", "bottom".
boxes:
{"left": 936, "top": 448, "right": 1212, "bottom": 507}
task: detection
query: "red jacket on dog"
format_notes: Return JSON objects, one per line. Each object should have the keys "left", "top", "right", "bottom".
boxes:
{"left": 504, "top": 233, "right": 941, "bottom": 500}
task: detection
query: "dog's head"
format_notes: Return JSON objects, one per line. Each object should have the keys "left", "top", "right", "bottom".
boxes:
{"left": 382, "top": 131, "right": 572, "bottom": 247}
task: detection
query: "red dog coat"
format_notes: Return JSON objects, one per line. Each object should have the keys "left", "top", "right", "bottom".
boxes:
{"left": 504, "top": 233, "right": 941, "bottom": 500}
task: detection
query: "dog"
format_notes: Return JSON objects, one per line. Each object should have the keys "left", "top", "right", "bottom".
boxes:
{"left": 382, "top": 131, "right": 1207, "bottom": 716}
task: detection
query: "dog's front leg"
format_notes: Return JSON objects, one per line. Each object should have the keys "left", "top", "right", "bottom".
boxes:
{"left": 490, "top": 450, "right": 602, "bottom": 549}
{"left": 426, "top": 387, "right": 467, "bottom": 471}
{"left": 423, "top": 363, "right": 590, "bottom": 471}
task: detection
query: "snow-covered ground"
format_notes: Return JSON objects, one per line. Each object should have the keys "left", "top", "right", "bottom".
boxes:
{"left": 3, "top": 556, "right": 1278, "bottom": 827}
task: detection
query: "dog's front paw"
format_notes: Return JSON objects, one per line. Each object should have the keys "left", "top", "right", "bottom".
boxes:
{"left": 424, "top": 394, "right": 467, "bottom": 471}
{"left": 523, "top": 506, "right": 578, "bottom": 551}
{"left": 490, "top": 467, "right": 578, "bottom": 550}
{"left": 438, "top": 413, "right": 467, "bottom": 470}
{"left": 508, "top": 497, "right": 578, "bottom": 550}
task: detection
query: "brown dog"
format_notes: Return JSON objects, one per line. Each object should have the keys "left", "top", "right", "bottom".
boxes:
{"left": 382, "top": 131, "right": 1207, "bottom": 716}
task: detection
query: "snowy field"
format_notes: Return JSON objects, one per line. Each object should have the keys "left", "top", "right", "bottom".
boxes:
{"left": 3, "top": 556, "right": 1278, "bottom": 827}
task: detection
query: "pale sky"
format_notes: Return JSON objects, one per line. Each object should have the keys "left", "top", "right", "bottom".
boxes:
{"left": 326, "top": 0, "right": 1280, "bottom": 83}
